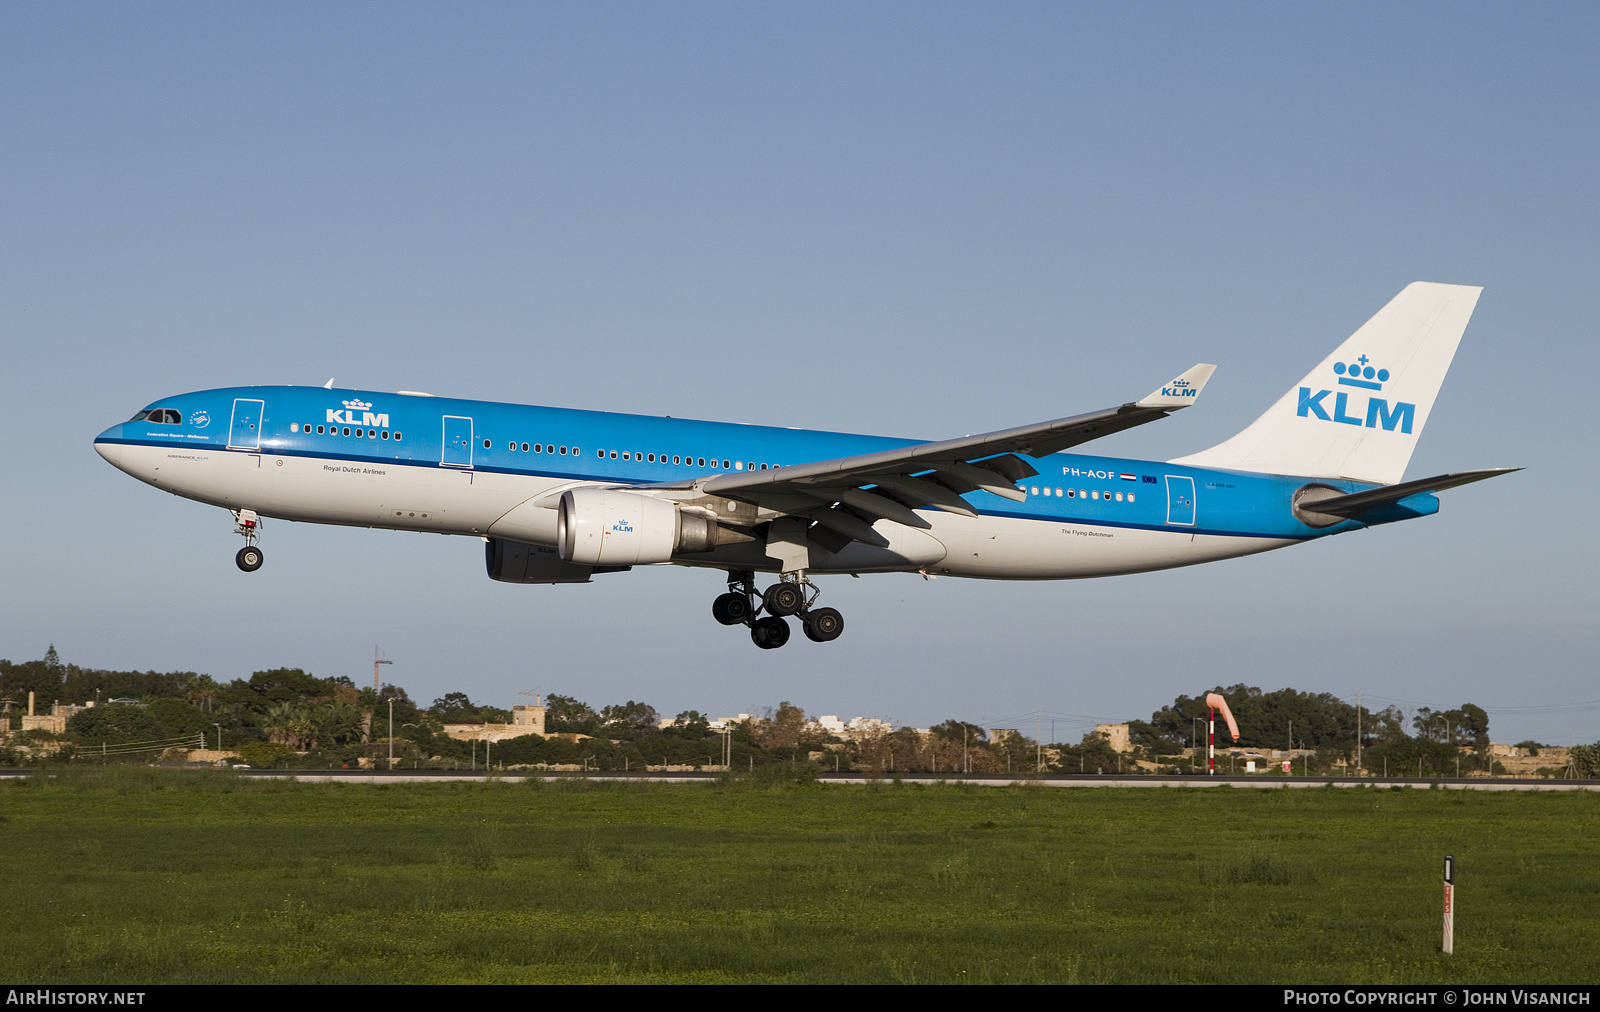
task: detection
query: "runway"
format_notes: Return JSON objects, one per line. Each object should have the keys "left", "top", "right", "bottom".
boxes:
{"left": 3, "top": 768, "right": 1592, "bottom": 789}
{"left": 221, "top": 770, "right": 1600, "bottom": 790}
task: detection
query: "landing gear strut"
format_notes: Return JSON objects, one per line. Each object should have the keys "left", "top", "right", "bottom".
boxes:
{"left": 712, "top": 570, "right": 844, "bottom": 648}
{"left": 232, "top": 509, "right": 264, "bottom": 572}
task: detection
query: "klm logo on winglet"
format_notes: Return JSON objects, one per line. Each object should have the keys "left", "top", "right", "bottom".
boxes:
{"left": 1296, "top": 356, "right": 1414, "bottom": 433}
{"left": 327, "top": 398, "right": 390, "bottom": 428}
{"left": 1160, "top": 378, "right": 1198, "bottom": 398}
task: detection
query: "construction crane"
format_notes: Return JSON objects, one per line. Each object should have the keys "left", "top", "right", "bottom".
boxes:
{"left": 373, "top": 647, "right": 392, "bottom": 692}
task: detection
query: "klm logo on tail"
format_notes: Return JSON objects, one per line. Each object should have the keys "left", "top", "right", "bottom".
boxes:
{"left": 1296, "top": 356, "right": 1414, "bottom": 433}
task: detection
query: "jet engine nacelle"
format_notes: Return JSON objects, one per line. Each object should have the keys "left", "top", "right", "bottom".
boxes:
{"left": 558, "top": 488, "right": 718, "bottom": 566}
{"left": 485, "top": 538, "right": 603, "bottom": 584}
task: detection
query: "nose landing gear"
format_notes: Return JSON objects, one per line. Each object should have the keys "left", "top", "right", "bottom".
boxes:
{"left": 232, "top": 509, "right": 264, "bottom": 572}
{"left": 713, "top": 570, "right": 844, "bottom": 648}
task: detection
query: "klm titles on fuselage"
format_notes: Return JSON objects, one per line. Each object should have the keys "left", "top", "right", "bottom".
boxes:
{"left": 1296, "top": 357, "right": 1414, "bottom": 433}
{"left": 327, "top": 398, "right": 389, "bottom": 430}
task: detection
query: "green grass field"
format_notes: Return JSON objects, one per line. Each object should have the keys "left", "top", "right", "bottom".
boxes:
{"left": 1, "top": 769, "right": 1595, "bottom": 983}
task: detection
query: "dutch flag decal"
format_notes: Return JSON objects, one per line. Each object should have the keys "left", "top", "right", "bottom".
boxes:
{"left": 1120, "top": 473, "right": 1136, "bottom": 481}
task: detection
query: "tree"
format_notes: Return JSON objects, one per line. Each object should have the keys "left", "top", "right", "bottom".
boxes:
{"left": 1127, "top": 719, "right": 1181, "bottom": 755}
{"left": 247, "top": 668, "right": 335, "bottom": 704}
{"left": 601, "top": 701, "right": 659, "bottom": 739}
{"left": 265, "top": 702, "right": 316, "bottom": 750}
{"left": 665, "top": 711, "right": 711, "bottom": 739}
{"left": 756, "top": 702, "right": 808, "bottom": 749}
{"left": 1068, "top": 730, "right": 1123, "bottom": 774}
{"left": 429, "top": 692, "right": 475, "bottom": 719}
{"left": 545, "top": 694, "right": 600, "bottom": 735}
{"left": 1413, "top": 704, "right": 1489, "bottom": 747}
{"left": 67, "top": 703, "right": 164, "bottom": 745}
{"left": 1571, "top": 743, "right": 1600, "bottom": 779}
{"left": 930, "top": 720, "right": 987, "bottom": 744}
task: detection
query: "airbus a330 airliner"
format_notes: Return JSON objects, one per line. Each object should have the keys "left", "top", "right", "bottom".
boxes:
{"left": 95, "top": 282, "right": 1515, "bottom": 649}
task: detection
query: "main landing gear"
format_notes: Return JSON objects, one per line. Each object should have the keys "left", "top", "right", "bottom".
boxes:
{"left": 232, "top": 509, "right": 264, "bottom": 572}
{"left": 713, "top": 570, "right": 844, "bottom": 649}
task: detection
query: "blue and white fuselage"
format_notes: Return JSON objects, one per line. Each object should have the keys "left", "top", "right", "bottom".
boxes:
{"left": 92, "top": 283, "right": 1515, "bottom": 647}
{"left": 93, "top": 385, "right": 1414, "bottom": 576}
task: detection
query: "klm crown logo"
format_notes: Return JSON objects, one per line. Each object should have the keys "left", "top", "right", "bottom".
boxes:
{"left": 1333, "top": 355, "right": 1391, "bottom": 390}
{"left": 342, "top": 398, "right": 373, "bottom": 411}
{"left": 1160, "top": 377, "right": 1197, "bottom": 398}
{"left": 1297, "top": 354, "right": 1414, "bottom": 433}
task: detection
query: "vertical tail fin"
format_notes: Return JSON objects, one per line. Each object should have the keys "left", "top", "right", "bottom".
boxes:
{"left": 1170, "top": 282, "right": 1482, "bottom": 485}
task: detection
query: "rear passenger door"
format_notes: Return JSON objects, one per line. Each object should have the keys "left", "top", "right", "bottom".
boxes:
{"left": 1164, "top": 475, "right": 1196, "bottom": 526}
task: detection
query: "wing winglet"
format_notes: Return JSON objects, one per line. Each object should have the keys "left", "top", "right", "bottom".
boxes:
{"left": 1135, "top": 364, "right": 1216, "bottom": 410}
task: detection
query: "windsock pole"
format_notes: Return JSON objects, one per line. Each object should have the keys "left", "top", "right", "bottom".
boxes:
{"left": 1203, "top": 692, "right": 1240, "bottom": 775}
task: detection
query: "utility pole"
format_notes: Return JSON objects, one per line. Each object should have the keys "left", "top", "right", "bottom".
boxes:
{"left": 373, "top": 647, "right": 392, "bottom": 692}
{"left": 1356, "top": 692, "right": 1362, "bottom": 777}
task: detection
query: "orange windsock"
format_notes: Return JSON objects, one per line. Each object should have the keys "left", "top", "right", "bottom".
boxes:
{"left": 1205, "top": 692, "right": 1240, "bottom": 741}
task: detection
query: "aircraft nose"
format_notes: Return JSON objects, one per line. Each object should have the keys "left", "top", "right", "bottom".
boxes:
{"left": 93, "top": 425, "right": 125, "bottom": 467}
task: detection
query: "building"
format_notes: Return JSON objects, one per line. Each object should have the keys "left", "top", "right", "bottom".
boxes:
{"left": 1095, "top": 724, "right": 1132, "bottom": 753}
{"left": 441, "top": 699, "right": 546, "bottom": 743}
{"left": 19, "top": 692, "right": 90, "bottom": 735}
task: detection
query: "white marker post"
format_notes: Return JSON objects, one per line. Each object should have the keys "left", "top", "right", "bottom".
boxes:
{"left": 1442, "top": 855, "right": 1455, "bottom": 954}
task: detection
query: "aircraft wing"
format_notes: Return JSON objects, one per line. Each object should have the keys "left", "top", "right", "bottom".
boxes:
{"left": 683, "top": 364, "right": 1216, "bottom": 548}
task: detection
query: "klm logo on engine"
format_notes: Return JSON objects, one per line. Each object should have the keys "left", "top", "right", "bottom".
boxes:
{"left": 1161, "top": 377, "right": 1198, "bottom": 398}
{"left": 611, "top": 520, "right": 634, "bottom": 533}
{"left": 1297, "top": 356, "right": 1414, "bottom": 433}
{"left": 327, "top": 398, "right": 390, "bottom": 429}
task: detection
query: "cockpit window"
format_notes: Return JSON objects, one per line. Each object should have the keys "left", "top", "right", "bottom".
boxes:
{"left": 133, "top": 408, "right": 183, "bottom": 424}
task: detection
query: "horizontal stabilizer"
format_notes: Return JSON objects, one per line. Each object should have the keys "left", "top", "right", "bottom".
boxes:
{"left": 1297, "top": 467, "right": 1520, "bottom": 522}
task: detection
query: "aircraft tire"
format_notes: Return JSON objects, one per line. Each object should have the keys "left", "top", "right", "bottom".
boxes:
{"left": 802, "top": 607, "right": 844, "bottom": 643}
{"left": 751, "top": 616, "right": 790, "bottom": 649}
{"left": 236, "top": 546, "right": 264, "bottom": 572}
{"left": 712, "top": 592, "right": 750, "bottom": 626}
{"left": 763, "top": 583, "right": 804, "bottom": 617}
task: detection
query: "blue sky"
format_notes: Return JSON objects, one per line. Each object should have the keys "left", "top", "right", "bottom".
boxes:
{"left": 3, "top": 3, "right": 1595, "bottom": 745}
